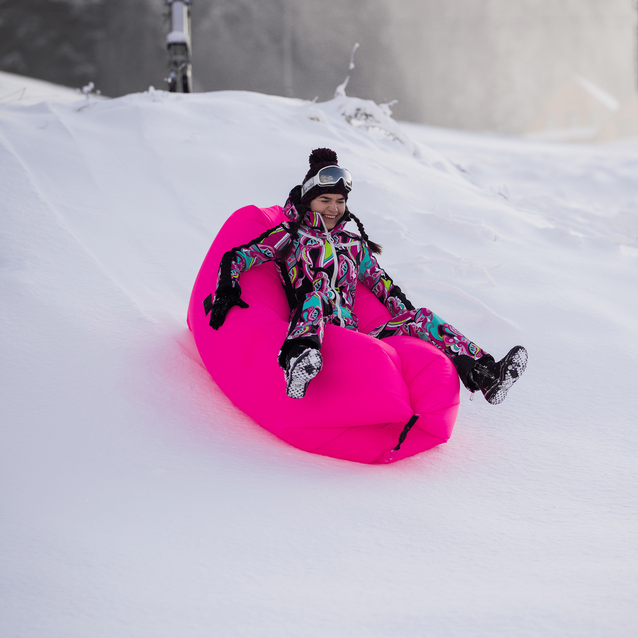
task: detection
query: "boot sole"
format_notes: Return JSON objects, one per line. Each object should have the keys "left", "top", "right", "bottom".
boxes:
{"left": 484, "top": 346, "right": 528, "bottom": 405}
{"left": 286, "top": 349, "right": 323, "bottom": 399}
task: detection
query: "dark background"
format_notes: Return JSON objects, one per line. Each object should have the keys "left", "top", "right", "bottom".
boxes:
{"left": 1, "top": 0, "right": 635, "bottom": 133}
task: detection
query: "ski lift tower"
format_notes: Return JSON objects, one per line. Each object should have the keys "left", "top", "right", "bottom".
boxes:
{"left": 165, "top": 0, "right": 193, "bottom": 92}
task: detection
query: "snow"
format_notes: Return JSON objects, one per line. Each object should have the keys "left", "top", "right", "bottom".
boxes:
{"left": 0, "top": 70, "right": 86, "bottom": 106}
{"left": 167, "top": 31, "right": 189, "bottom": 45}
{"left": 1, "top": 71, "right": 637, "bottom": 637}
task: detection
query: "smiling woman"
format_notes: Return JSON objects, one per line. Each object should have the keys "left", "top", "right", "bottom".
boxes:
{"left": 205, "top": 147, "right": 527, "bottom": 402}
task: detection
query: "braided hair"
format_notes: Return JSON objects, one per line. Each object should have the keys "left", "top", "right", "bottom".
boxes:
{"left": 279, "top": 211, "right": 307, "bottom": 261}
{"left": 348, "top": 209, "right": 383, "bottom": 255}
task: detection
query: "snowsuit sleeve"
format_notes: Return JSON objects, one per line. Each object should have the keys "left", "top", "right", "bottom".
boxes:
{"left": 215, "top": 223, "right": 291, "bottom": 293}
{"left": 358, "top": 241, "right": 415, "bottom": 317}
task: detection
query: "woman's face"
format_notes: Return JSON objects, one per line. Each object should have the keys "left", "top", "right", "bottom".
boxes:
{"left": 309, "top": 193, "right": 346, "bottom": 230}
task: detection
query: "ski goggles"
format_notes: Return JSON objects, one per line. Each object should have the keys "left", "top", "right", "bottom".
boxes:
{"left": 301, "top": 166, "right": 353, "bottom": 197}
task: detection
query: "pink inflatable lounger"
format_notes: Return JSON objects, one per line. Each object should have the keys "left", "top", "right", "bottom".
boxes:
{"left": 187, "top": 205, "right": 460, "bottom": 464}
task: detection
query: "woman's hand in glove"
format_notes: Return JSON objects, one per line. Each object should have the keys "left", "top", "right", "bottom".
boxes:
{"left": 283, "top": 184, "right": 307, "bottom": 222}
{"left": 203, "top": 287, "right": 249, "bottom": 330}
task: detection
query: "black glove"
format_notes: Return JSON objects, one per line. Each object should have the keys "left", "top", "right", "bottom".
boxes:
{"left": 289, "top": 184, "right": 303, "bottom": 208}
{"left": 283, "top": 185, "right": 307, "bottom": 222}
{"left": 203, "top": 287, "right": 249, "bottom": 330}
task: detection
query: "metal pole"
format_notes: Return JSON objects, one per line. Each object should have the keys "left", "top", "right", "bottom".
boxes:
{"left": 165, "top": 0, "right": 193, "bottom": 93}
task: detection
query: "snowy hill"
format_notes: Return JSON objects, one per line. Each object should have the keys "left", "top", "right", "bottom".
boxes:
{"left": 1, "top": 72, "right": 637, "bottom": 637}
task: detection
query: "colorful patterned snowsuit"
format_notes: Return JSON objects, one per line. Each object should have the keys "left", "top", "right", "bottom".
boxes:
{"left": 215, "top": 200, "right": 484, "bottom": 368}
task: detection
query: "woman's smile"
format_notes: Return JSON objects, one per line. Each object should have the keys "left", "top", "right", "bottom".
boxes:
{"left": 310, "top": 193, "right": 346, "bottom": 229}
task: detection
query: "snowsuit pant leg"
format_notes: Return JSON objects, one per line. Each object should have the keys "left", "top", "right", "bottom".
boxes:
{"left": 367, "top": 307, "right": 486, "bottom": 388}
{"left": 277, "top": 291, "right": 338, "bottom": 367}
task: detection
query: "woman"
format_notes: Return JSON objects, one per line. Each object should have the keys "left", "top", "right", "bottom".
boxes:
{"left": 207, "top": 148, "right": 527, "bottom": 402}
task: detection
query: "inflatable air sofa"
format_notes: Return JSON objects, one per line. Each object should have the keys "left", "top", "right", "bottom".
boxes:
{"left": 187, "top": 205, "right": 460, "bottom": 464}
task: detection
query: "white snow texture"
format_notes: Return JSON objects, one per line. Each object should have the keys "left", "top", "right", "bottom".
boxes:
{"left": 1, "top": 71, "right": 637, "bottom": 637}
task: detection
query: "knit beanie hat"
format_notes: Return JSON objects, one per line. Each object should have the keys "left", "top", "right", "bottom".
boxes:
{"left": 300, "top": 148, "right": 350, "bottom": 205}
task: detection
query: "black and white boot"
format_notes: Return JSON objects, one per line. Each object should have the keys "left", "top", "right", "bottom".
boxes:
{"left": 285, "top": 347, "right": 323, "bottom": 399}
{"left": 472, "top": 346, "right": 528, "bottom": 405}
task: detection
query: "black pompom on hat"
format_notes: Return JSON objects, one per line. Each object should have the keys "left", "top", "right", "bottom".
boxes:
{"left": 300, "top": 148, "right": 350, "bottom": 204}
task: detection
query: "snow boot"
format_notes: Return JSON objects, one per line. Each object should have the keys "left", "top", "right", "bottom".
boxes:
{"left": 472, "top": 346, "right": 528, "bottom": 405}
{"left": 285, "top": 347, "right": 323, "bottom": 399}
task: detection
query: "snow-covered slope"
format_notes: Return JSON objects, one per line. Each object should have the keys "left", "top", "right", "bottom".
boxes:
{"left": 1, "top": 74, "right": 637, "bottom": 637}
{"left": 0, "top": 70, "right": 88, "bottom": 106}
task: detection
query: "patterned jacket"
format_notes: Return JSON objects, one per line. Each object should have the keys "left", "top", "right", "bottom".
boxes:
{"left": 215, "top": 199, "right": 414, "bottom": 332}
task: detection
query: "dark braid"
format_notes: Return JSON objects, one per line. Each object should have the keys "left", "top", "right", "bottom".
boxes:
{"left": 348, "top": 210, "right": 383, "bottom": 255}
{"left": 279, "top": 212, "right": 306, "bottom": 260}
